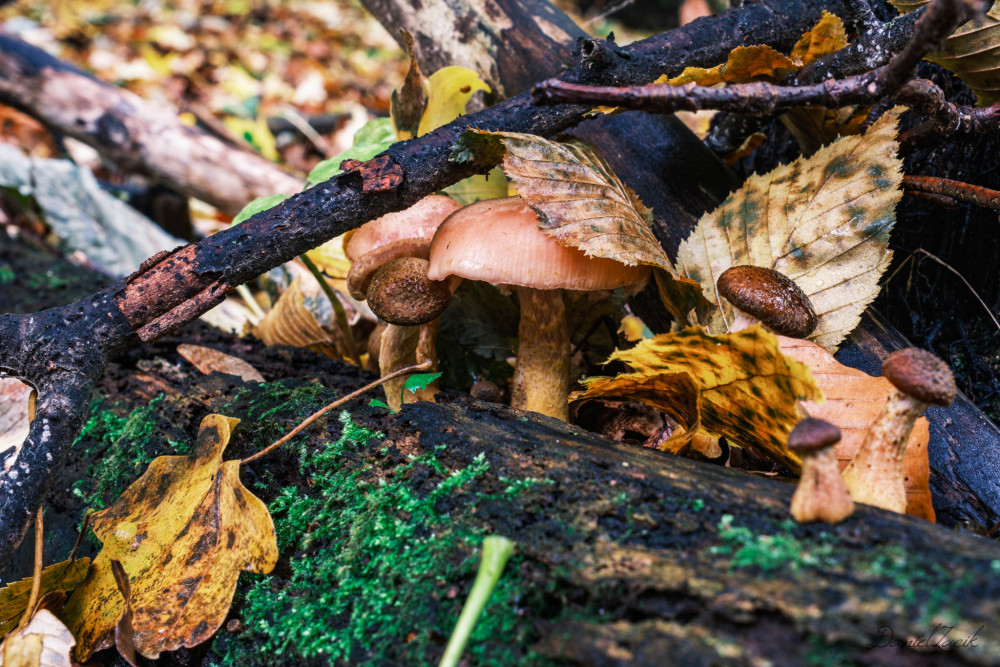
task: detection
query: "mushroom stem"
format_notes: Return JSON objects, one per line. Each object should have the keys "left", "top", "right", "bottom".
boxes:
{"left": 511, "top": 287, "right": 570, "bottom": 420}
{"left": 791, "top": 448, "right": 854, "bottom": 523}
{"left": 841, "top": 391, "right": 925, "bottom": 513}
{"left": 378, "top": 319, "right": 441, "bottom": 410}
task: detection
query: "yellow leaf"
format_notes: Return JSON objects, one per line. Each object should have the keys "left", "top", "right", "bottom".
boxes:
{"left": 0, "top": 609, "right": 75, "bottom": 667}
{"left": 254, "top": 277, "right": 348, "bottom": 359}
{"left": 574, "top": 326, "right": 821, "bottom": 467}
{"left": 62, "top": 415, "right": 277, "bottom": 661}
{"left": 0, "top": 560, "right": 90, "bottom": 637}
{"left": 416, "top": 66, "right": 491, "bottom": 137}
{"left": 891, "top": 0, "right": 1000, "bottom": 104}
{"left": 789, "top": 11, "right": 848, "bottom": 67}
{"left": 221, "top": 115, "right": 278, "bottom": 162}
{"left": 778, "top": 336, "right": 935, "bottom": 521}
{"left": 443, "top": 166, "right": 509, "bottom": 205}
{"left": 675, "top": 107, "right": 904, "bottom": 352}
{"left": 304, "top": 233, "right": 352, "bottom": 279}
{"left": 664, "top": 45, "right": 796, "bottom": 86}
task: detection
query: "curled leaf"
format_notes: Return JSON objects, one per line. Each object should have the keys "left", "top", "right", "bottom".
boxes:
{"left": 0, "top": 609, "right": 74, "bottom": 667}
{"left": 0, "top": 560, "right": 90, "bottom": 637}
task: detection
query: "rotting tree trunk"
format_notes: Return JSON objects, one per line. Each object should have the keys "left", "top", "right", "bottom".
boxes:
{"left": 0, "top": 0, "right": 846, "bottom": 571}
{"left": 363, "top": 0, "right": 1000, "bottom": 530}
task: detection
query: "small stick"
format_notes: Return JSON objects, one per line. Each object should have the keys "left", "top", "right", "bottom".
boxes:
{"left": 17, "top": 507, "right": 43, "bottom": 630}
{"left": 241, "top": 359, "right": 432, "bottom": 464}
{"left": 903, "top": 175, "right": 1000, "bottom": 211}
{"left": 68, "top": 509, "right": 94, "bottom": 562}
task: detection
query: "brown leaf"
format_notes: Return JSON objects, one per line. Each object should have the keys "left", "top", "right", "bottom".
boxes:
{"left": 176, "top": 344, "right": 264, "bottom": 383}
{"left": 0, "top": 379, "right": 32, "bottom": 472}
{"left": 778, "top": 336, "right": 935, "bottom": 522}
{"left": 62, "top": 415, "right": 277, "bottom": 661}
{"left": 254, "top": 277, "right": 347, "bottom": 359}
{"left": 0, "top": 609, "right": 74, "bottom": 667}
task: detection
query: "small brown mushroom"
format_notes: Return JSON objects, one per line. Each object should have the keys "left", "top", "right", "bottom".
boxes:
{"left": 716, "top": 266, "right": 818, "bottom": 338}
{"left": 428, "top": 196, "right": 650, "bottom": 420}
{"left": 787, "top": 418, "right": 853, "bottom": 523}
{"left": 367, "top": 257, "right": 452, "bottom": 326}
{"left": 841, "top": 348, "right": 956, "bottom": 513}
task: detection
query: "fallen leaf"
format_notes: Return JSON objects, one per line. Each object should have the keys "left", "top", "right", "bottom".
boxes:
{"left": 389, "top": 31, "right": 427, "bottom": 140}
{"left": 304, "top": 233, "right": 352, "bottom": 278}
{"left": 109, "top": 561, "right": 137, "bottom": 667}
{"left": 416, "top": 66, "right": 490, "bottom": 136}
{"left": 675, "top": 107, "right": 904, "bottom": 352}
{"left": 788, "top": 11, "right": 848, "bottom": 67}
{"left": 62, "top": 415, "right": 278, "bottom": 661}
{"left": 0, "top": 379, "right": 32, "bottom": 472}
{"left": 254, "top": 277, "right": 344, "bottom": 358}
{"left": 778, "top": 336, "right": 935, "bottom": 521}
{"left": 176, "top": 344, "right": 265, "bottom": 383}
{"left": 0, "top": 560, "right": 90, "bottom": 638}
{"left": 573, "top": 326, "right": 821, "bottom": 467}
{"left": 891, "top": 0, "right": 1000, "bottom": 104}
{"left": 306, "top": 117, "right": 397, "bottom": 187}
{"left": 0, "top": 610, "right": 74, "bottom": 667}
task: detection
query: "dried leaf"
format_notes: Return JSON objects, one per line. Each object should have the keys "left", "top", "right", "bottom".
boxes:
{"left": 254, "top": 277, "right": 342, "bottom": 357}
{"left": 62, "top": 415, "right": 277, "bottom": 661}
{"left": 778, "top": 336, "right": 935, "bottom": 521}
{"left": 0, "top": 380, "right": 32, "bottom": 473}
{"left": 176, "top": 344, "right": 264, "bottom": 383}
{"left": 891, "top": 0, "right": 1000, "bottom": 104}
{"left": 675, "top": 107, "right": 904, "bottom": 352}
{"left": 390, "top": 30, "right": 427, "bottom": 140}
{"left": 573, "top": 326, "right": 821, "bottom": 467}
{"left": 0, "top": 610, "right": 74, "bottom": 667}
{"left": 0, "top": 560, "right": 90, "bottom": 637}
{"left": 789, "top": 11, "right": 848, "bottom": 67}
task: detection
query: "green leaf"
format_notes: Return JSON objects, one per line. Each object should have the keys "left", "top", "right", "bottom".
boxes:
{"left": 233, "top": 194, "right": 289, "bottom": 225}
{"left": 404, "top": 373, "right": 443, "bottom": 395}
{"left": 306, "top": 118, "right": 397, "bottom": 187}
{"left": 369, "top": 398, "right": 393, "bottom": 411}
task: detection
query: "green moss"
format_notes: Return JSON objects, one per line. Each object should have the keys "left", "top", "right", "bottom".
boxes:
{"left": 213, "top": 411, "right": 550, "bottom": 666}
{"left": 709, "top": 514, "right": 836, "bottom": 573}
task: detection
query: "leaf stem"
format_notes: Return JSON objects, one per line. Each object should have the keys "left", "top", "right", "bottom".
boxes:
{"left": 240, "top": 359, "right": 432, "bottom": 465}
{"left": 438, "top": 535, "right": 516, "bottom": 667}
{"left": 18, "top": 507, "right": 43, "bottom": 630}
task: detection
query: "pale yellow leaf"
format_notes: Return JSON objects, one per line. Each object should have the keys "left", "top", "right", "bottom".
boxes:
{"left": 416, "top": 66, "right": 491, "bottom": 136}
{"left": 0, "top": 560, "right": 90, "bottom": 638}
{"left": 574, "top": 326, "right": 821, "bottom": 468}
{"left": 304, "top": 233, "right": 352, "bottom": 279}
{"left": 0, "top": 610, "right": 74, "bottom": 667}
{"left": 675, "top": 107, "right": 904, "bottom": 352}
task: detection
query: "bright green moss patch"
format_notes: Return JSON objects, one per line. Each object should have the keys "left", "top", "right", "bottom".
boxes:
{"left": 213, "top": 411, "right": 550, "bottom": 666}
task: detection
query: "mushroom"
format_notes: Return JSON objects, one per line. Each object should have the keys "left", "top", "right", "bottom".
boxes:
{"left": 841, "top": 348, "right": 956, "bottom": 513}
{"left": 787, "top": 418, "right": 853, "bottom": 523}
{"left": 716, "top": 265, "right": 818, "bottom": 338}
{"left": 427, "top": 196, "right": 650, "bottom": 420}
{"left": 345, "top": 195, "right": 461, "bottom": 409}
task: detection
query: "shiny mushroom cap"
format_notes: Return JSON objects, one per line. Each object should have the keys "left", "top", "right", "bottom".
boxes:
{"left": 882, "top": 348, "right": 957, "bottom": 407}
{"left": 716, "top": 266, "right": 818, "bottom": 338}
{"left": 787, "top": 418, "right": 841, "bottom": 453}
{"left": 346, "top": 195, "right": 461, "bottom": 299}
{"left": 427, "top": 196, "right": 651, "bottom": 291}
{"left": 367, "top": 257, "right": 452, "bottom": 326}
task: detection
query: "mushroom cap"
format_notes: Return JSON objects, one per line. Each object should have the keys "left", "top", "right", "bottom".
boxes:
{"left": 367, "top": 257, "right": 452, "bottom": 326}
{"left": 882, "top": 348, "right": 956, "bottom": 407}
{"left": 716, "top": 265, "right": 818, "bottom": 339}
{"left": 345, "top": 194, "right": 462, "bottom": 262}
{"left": 427, "top": 197, "right": 651, "bottom": 291}
{"left": 787, "top": 417, "right": 841, "bottom": 453}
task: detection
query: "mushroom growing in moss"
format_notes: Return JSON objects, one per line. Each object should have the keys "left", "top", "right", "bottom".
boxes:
{"left": 427, "top": 196, "right": 650, "bottom": 420}
{"left": 842, "top": 348, "right": 956, "bottom": 513}
{"left": 787, "top": 418, "right": 853, "bottom": 524}
{"left": 716, "top": 265, "right": 817, "bottom": 338}
{"left": 346, "top": 195, "right": 461, "bottom": 409}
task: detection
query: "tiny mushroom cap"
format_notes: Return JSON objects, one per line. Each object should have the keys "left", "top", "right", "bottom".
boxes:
{"left": 882, "top": 348, "right": 957, "bottom": 407}
{"left": 716, "top": 265, "right": 818, "bottom": 339}
{"left": 367, "top": 256, "right": 452, "bottom": 326}
{"left": 345, "top": 195, "right": 461, "bottom": 299}
{"left": 787, "top": 417, "right": 842, "bottom": 453}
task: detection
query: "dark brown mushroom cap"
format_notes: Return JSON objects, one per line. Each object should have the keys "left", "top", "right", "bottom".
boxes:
{"left": 367, "top": 256, "right": 451, "bottom": 326}
{"left": 882, "top": 348, "right": 957, "bottom": 407}
{"left": 787, "top": 417, "right": 841, "bottom": 453}
{"left": 716, "top": 266, "right": 818, "bottom": 339}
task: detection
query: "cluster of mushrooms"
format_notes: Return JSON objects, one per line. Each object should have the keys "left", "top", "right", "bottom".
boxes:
{"left": 346, "top": 199, "right": 954, "bottom": 524}
{"left": 716, "top": 265, "right": 957, "bottom": 524}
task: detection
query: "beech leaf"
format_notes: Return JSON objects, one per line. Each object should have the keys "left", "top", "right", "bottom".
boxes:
{"left": 572, "top": 326, "right": 821, "bottom": 468}
{"left": 0, "top": 610, "right": 74, "bottom": 667}
{"left": 253, "top": 277, "right": 345, "bottom": 358}
{"left": 176, "top": 344, "right": 264, "bottom": 383}
{"left": 62, "top": 415, "right": 277, "bottom": 661}
{"left": 675, "top": 107, "right": 904, "bottom": 352}
{"left": 777, "top": 336, "right": 935, "bottom": 522}
{"left": 0, "top": 560, "right": 90, "bottom": 637}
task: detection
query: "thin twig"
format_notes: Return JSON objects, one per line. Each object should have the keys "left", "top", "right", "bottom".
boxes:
{"left": 17, "top": 507, "right": 43, "bottom": 631}
{"left": 903, "top": 175, "right": 1000, "bottom": 211}
{"left": 582, "top": 0, "right": 637, "bottom": 28}
{"left": 68, "top": 509, "right": 93, "bottom": 562}
{"left": 241, "top": 359, "right": 433, "bottom": 464}
{"left": 915, "top": 249, "right": 1000, "bottom": 333}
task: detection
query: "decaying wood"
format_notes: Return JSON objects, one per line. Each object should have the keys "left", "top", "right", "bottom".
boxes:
{"left": 0, "top": 0, "right": 845, "bottom": 570}
{"left": 0, "top": 32, "right": 303, "bottom": 216}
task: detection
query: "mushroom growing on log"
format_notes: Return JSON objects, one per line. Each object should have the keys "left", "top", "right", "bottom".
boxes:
{"left": 716, "top": 265, "right": 818, "bottom": 339}
{"left": 787, "top": 418, "right": 854, "bottom": 524}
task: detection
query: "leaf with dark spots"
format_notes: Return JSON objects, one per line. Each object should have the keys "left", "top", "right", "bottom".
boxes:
{"left": 62, "top": 415, "right": 277, "bottom": 661}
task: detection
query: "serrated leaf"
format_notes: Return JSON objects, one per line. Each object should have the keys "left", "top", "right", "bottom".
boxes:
{"left": 0, "top": 560, "right": 90, "bottom": 637}
{"left": 789, "top": 11, "right": 848, "bottom": 67}
{"left": 416, "top": 66, "right": 490, "bottom": 136}
{"left": 778, "top": 336, "right": 934, "bottom": 521}
{"left": 306, "top": 118, "right": 397, "bottom": 187}
{"left": 675, "top": 107, "right": 904, "bottom": 352}
{"left": 62, "top": 415, "right": 277, "bottom": 661}
{"left": 232, "top": 193, "right": 288, "bottom": 225}
{"left": 471, "top": 131, "right": 672, "bottom": 269}
{"left": 574, "top": 326, "right": 821, "bottom": 468}
{"left": 891, "top": 0, "right": 1000, "bottom": 104}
